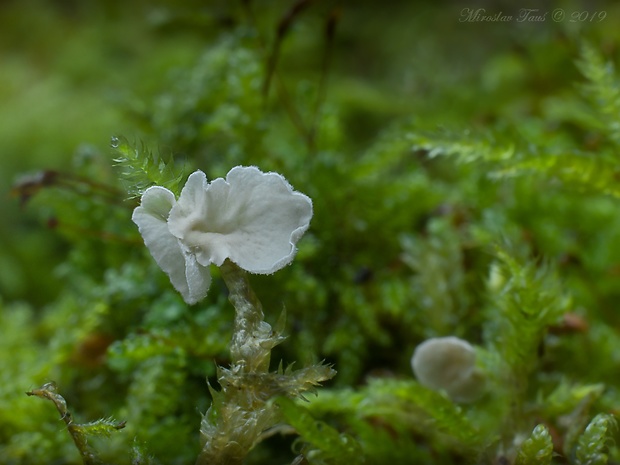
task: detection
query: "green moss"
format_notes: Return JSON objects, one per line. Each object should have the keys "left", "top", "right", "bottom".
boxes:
{"left": 4, "top": 2, "right": 620, "bottom": 464}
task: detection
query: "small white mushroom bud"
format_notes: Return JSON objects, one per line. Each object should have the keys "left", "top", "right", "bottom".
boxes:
{"left": 411, "top": 336, "right": 484, "bottom": 403}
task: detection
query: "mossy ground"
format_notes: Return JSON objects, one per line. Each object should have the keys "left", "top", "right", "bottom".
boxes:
{"left": 2, "top": 1, "right": 620, "bottom": 464}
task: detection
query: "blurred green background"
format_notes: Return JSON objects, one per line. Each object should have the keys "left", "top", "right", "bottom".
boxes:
{"left": 2, "top": 0, "right": 617, "bottom": 308}
{"left": 0, "top": 0, "right": 615, "bottom": 304}
{"left": 1, "top": 0, "right": 206, "bottom": 305}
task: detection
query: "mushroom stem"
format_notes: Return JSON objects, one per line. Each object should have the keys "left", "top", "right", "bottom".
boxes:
{"left": 219, "top": 259, "right": 273, "bottom": 373}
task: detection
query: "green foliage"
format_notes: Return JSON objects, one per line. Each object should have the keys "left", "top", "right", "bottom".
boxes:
{"left": 26, "top": 382, "right": 126, "bottom": 465}
{"left": 543, "top": 382, "right": 605, "bottom": 419}
{"left": 492, "top": 149, "right": 620, "bottom": 198}
{"left": 400, "top": 217, "right": 473, "bottom": 337}
{"left": 277, "top": 396, "right": 364, "bottom": 465}
{"left": 575, "top": 414, "right": 617, "bottom": 465}
{"left": 406, "top": 41, "right": 620, "bottom": 202}
{"left": 358, "top": 378, "right": 481, "bottom": 449}
{"left": 5, "top": 2, "right": 620, "bottom": 464}
{"left": 484, "top": 246, "right": 570, "bottom": 386}
{"left": 408, "top": 128, "right": 515, "bottom": 165}
{"left": 304, "top": 378, "right": 481, "bottom": 462}
{"left": 112, "top": 136, "right": 185, "bottom": 198}
{"left": 144, "top": 33, "right": 265, "bottom": 168}
{"left": 121, "top": 350, "right": 194, "bottom": 464}
{"left": 409, "top": 126, "right": 620, "bottom": 199}
{"left": 515, "top": 424, "right": 554, "bottom": 465}
{"left": 576, "top": 43, "right": 620, "bottom": 148}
